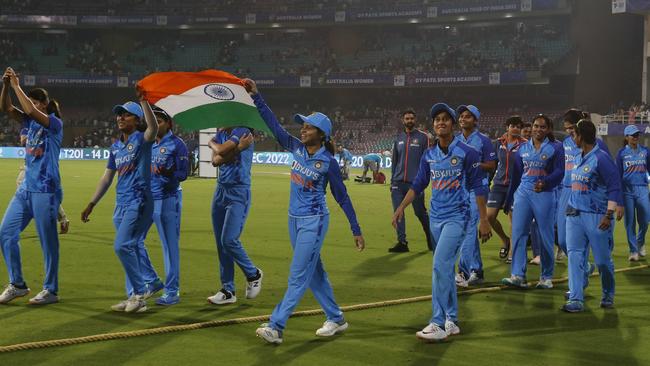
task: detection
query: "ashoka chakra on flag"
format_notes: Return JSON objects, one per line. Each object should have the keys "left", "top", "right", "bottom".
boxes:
{"left": 136, "top": 69, "right": 270, "bottom": 134}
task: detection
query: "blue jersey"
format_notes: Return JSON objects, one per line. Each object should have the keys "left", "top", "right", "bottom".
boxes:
{"left": 616, "top": 144, "right": 650, "bottom": 188}
{"left": 411, "top": 138, "right": 486, "bottom": 222}
{"left": 562, "top": 136, "right": 610, "bottom": 187}
{"left": 514, "top": 138, "right": 564, "bottom": 192}
{"left": 107, "top": 131, "right": 153, "bottom": 204}
{"left": 22, "top": 114, "right": 62, "bottom": 193}
{"left": 151, "top": 131, "right": 189, "bottom": 200}
{"left": 253, "top": 93, "right": 361, "bottom": 236}
{"left": 213, "top": 128, "right": 254, "bottom": 186}
{"left": 568, "top": 145, "right": 623, "bottom": 214}
{"left": 363, "top": 153, "right": 382, "bottom": 164}
{"left": 456, "top": 128, "right": 497, "bottom": 186}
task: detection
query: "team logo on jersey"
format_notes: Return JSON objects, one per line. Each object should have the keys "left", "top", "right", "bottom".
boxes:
{"left": 541, "top": 154, "right": 548, "bottom": 160}
{"left": 204, "top": 84, "right": 235, "bottom": 100}
{"left": 412, "top": 139, "right": 418, "bottom": 144}
{"left": 450, "top": 157, "right": 459, "bottom": 166}
{"left": 160, "top": 147, "right": 167, "bottom": 154}
{"left": 583, "top": 166, "right": 590, "bottom": 173}
{"left": 127, "top": 144, "right": 134, "bottom": 152}
{"left": 314, "top": 161, "right": 322, "bottom": 169}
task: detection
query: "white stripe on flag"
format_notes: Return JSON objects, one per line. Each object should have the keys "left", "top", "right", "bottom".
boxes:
{"left": 154, "top": 83, "right": 254, "bottom": 116}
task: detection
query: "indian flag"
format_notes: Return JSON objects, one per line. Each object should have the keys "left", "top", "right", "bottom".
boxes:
{"left": 136, "top": 69, "right": 270, "bottom": 134}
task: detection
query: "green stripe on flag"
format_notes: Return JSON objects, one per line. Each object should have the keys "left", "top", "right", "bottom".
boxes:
{"left": 172, "top": 101, "right": 271, "bottom": 135}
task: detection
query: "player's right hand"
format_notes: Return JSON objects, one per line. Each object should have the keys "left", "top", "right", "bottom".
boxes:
{"left": 81, "top": 202, "right": 95, "bottom": 223}
{"left": 242, "top": 78, "right": 258, "bottom": 95}
{"left": 391, "top": 208, "right": 404, "bottom": 229}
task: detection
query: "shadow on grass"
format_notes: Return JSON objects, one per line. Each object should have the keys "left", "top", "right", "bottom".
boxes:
{"left": 352, "top": 252, "right": 429, "bottom": 278}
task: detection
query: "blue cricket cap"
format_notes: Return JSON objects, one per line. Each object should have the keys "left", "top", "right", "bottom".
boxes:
{"left": 624, "top": 125, "right": 640, "bottom": 136}
{"left": 294, "top": 112, "right": 332, "bottom": 140}
{"left": 430, "top": 103, "right": 457, "bottom": 123}
{"left": 112, "top": 101, "right": 144, "bottom": 119}
{"left": 456, "top": 104, "right": 480, "bottom": 120}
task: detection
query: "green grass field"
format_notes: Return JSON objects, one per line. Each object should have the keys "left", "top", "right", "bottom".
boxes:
{"left": 0, "top": 159, "right": 648, "bottom": 366}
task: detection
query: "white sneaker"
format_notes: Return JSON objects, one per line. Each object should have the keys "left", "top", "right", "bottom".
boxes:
{"left": 455, "top": 273, "right": 468, "bottom": 288}
{"left": 467, "top": 272, "right": 483, "bottom": 286}
{"left": 207, "top": 289, "right": 237, "bottom": 305}
{"left": 416, "top": 323, "right": 448, "bottom": 342}
{"left": 315, "top": 320, "right": 349, "bottom": 337}
{"left": 444, "top": 320, "right": 460, "bottom": 336}
{"left": 629, "top": 253, "right": 640, "bottom": 262}
{"left": 245, "top": 269, "right": 263, "bottom": 299}
{"left": 0, "top": 284, "right": 30, "bottom": 304}
{"left": 124, "top": 295, "right": 147, "bottom": 313}
{"left": 28, "top": 289, "right": 59, "bottom": 305}
{"left": 111, "top": 299, "right": 128, "bottom": 312}
{"left": 256, "top": 323, "right": 283, "bottom": 344}
{"left": 639, "top": 245, "right": 646, "bottom": 257}
{"left": 535, "top": 278, "right": 554, "bottom": 289}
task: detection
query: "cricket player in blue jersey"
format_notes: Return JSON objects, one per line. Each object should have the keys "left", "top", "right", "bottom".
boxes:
{"left": 393, "top": 103, "right": 491, "bottom": 342}
{"left": 558, "top": 109, "right": 610, "bottom": 258}
{"left": 616, "top": 125, "right": 650, "bottom": 261}
{"left": 556, "top": 109, "right": 610, "bottom": 297}
{"left": 16, "top": 124, "right": 70, "bottom": 235}
{"left": 357, "top": 152, "right": 382, "bottom": 183}
{"left": 502, "top": 114, "right": 564, "bottom": 289}
{"left": 81, "top": 92, "right": 159, "bottom": 313}
{"left": 0, "top": 67, "right": 63, "bottom": 305}
{"left": 145, "top": 107, "right": 189, "bottom": 305}
{"left": 335, "top": 144, "right": 353, "bottom": 180}
{"left": 562, "top": 119, "right": 623, "bottom": 312}
{"left": 244, "top": 79, "right": 365, "bottom": 345}
{"left": 206, "top": 126, "right": 262, "bottom": 306}
{"left": 455, "top": 105, "right": 496, "bottom": 287}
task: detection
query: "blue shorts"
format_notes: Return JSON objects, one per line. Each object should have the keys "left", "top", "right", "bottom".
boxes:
{"left": 487, "top": 185, "right": 508, "bottom": 209}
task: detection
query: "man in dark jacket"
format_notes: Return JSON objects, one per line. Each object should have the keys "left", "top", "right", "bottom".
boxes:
{"left": 389, "top": 109, "right": 435, "bottom": 252}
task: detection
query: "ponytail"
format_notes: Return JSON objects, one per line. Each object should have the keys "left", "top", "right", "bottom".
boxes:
{"left": 324, "top": 139, "right": 335, "bottom": 155}
{"left": 28, "top": 88, "right": 62, "bottom": 119}
{"left": 47, "top": 99, "right": 62, "bottom": 119}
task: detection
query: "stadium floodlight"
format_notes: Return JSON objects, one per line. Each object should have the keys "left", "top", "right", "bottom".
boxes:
{"left": 504, "top": 13, "right": 514, "bottom": 18}
{"left": 271, "top": 23, "right": 281, "bottom": 28}
{"left": 458, "top": 16, "right": 467, "bottom": 21}
{"left": 225, "top": 24, "right": 236, "bottom": 29}
{"left": 444, "top": 25, "right": 450, "bottom": 29}
{"left": 178, "top": 24, "right": 190, "bottom": 29}
{"left": 409, "top": 18, "right": 419, "bottom": 24}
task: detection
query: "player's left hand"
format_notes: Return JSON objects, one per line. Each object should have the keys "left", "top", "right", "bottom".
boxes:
{"left": 616, "top": 206, "right": 624, "bottom": 221}
{"left": 354, "top": 235, "right": 365, "bottom": 252}
{"left": 238, "top": 133, "right": 254, "bottom": 150}
{"left": 479, "top": 218, "right": 492, "bottom": 243}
